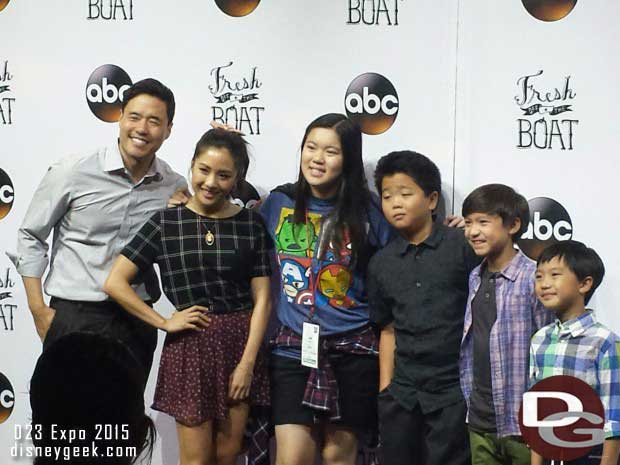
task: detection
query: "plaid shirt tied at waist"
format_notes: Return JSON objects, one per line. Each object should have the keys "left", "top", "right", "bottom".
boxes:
{"left": 272, "top": 325, "right": 378, "bottom": 420}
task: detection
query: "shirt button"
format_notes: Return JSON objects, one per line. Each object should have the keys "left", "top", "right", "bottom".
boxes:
{"left": 485, "top": 293, "right": 490, "bottom": 299}
{"left": 415, "top": 255, "right": 420, "bottom": 261}
{"left": 416, "top": 281, "right": 421, "bottom": 288}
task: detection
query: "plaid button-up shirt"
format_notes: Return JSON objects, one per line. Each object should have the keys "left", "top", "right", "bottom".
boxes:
{"left": 460, "top": 251, "right": 553, "bottom": 437}
{"left": 272, "top": 325, "right": 378, "bottom": 419}
{"left": 530, "top": 310, "right": 620, "bottom": 438}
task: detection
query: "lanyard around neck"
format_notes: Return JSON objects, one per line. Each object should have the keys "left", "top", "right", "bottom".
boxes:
{"left": 305, "top": 210, "right": 319, "bottom": 321}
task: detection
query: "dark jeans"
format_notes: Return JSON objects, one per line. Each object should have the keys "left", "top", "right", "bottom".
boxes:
{"left": 378, "top": 388, "right": 471, "bottom": 465}
{"left": 45, "top": 297, "right": 158, "bottom": 387}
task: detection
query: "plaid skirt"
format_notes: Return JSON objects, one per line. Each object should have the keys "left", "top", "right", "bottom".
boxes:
{"left": 152, "top": 310, "right": 270, "bottom": 426}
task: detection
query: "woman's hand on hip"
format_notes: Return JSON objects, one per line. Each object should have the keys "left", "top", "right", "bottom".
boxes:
{"left": 162, "top": 305, "right": 211, "bottom": 333}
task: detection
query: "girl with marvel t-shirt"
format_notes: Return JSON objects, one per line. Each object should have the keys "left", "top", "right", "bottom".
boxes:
{"left": 260, "top": 113, "right": 392, "bottom": 465}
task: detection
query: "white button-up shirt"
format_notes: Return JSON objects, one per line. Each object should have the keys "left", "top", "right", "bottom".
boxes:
{"left": 8, "top": 143, "right": 187, "bottom": 301}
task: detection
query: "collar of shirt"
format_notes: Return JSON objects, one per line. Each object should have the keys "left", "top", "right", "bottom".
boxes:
{"left": 471, "top": 249, "right": 530, "bottom": 283}
{"left": 103, "top": 143, "right": 163, "bottom": 183}
{"left": 478, "top": 262, "right": 499, "bottom": 281}
{"left": 396, "top": 221, "right": 445, "bottom": 256}
{"left": 554, "top": 310, "right": 596, "bottom": 338}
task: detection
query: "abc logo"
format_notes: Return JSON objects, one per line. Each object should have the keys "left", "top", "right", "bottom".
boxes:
{"left": 0, "top": 0, "right": 10, "bottom": 13}
{"left": 345, "top": 72, "right": 399, "bottom": 135}
{"left": 0, "top": 168, "right": 14, "bottom": 220}
{"left": 519, "top": 375, "right": 604, "bottom": 461}
{"left": 522, "top": 0, "right": 577, "bottom": 22}
{"left": 215, "top": 0, "right": 260, "bottom": 17}
{"left": 86, "top": 64, "right": 132, "bottom": 123}
{"left": 0, "top": 372, "right": 15, "bottom": 424}
{"left": 518, "top": 197, "right": 572, "bottom": 260}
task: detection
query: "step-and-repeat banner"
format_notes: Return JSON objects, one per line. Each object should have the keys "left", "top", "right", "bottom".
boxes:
{"left": 1, "top": 1, "right": 617, "bottom": 464}
{"left": 454, "top": 0, "right": 619, "bottom": 332}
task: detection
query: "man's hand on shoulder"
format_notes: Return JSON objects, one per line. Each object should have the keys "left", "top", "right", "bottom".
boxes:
{"left": 167, "top": 188, "right": 190, "bottom": 208}
{"left": 444, "top": 215, "right": 465, "bottom": 228}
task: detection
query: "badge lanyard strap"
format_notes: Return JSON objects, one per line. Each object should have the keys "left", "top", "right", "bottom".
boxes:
{"left": 305, "top": 210, "right": 319, "bottom": 322}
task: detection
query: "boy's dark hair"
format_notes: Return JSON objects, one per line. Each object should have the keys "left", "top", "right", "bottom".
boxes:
{"left": 462, "top": 184, "right": 529, "bottom": 239}
{"left": 537, "top": 240, "right": 605, "bottom": 305}
{"left": 121, "top": 78, "right": 175, "bottom": 124}
{"left": 192, "top": 128, "right": 250, "bottom": 184}
{"left": 374, "top": 150, "right": 441, "bottom": 197}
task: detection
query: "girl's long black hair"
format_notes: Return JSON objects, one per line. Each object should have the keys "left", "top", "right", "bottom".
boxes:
{"left": 293, "top": 113, "right": 373, "bottom": 270}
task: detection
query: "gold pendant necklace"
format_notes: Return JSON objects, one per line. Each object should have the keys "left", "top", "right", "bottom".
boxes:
{"left": 205, "top": 229, "right": 215, "bottom": 246}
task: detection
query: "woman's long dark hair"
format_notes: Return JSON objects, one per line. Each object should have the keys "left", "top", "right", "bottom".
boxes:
{"left": 293, "top": 113, "right": 372, "bottom": 269}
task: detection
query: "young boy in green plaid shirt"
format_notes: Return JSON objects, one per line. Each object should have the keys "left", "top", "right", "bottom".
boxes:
{"left": 530, "top": 240, "right": 620, "bottom": 465}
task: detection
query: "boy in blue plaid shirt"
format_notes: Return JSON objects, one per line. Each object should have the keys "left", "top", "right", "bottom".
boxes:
{"left": 460, "top": 184, "right": 553, "bottom": 465}
{"left": 530, "top": 240, "right": 620, "bottom": 465}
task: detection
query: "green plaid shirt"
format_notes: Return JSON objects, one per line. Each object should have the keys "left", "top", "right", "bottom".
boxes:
{"left": 529, "top": 310, "right": 620, "bottom": 438}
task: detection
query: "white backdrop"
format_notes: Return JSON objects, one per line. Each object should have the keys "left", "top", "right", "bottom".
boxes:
{"left": 454, "top": 0, "right": 619, "bottom": 331}
{"left": 1, "top": 1, "right": 618, "bottom": 464}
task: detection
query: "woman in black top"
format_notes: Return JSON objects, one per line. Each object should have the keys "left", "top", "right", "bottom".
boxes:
{"left": 104, "top": 129, "right": 272, "bottom": 465}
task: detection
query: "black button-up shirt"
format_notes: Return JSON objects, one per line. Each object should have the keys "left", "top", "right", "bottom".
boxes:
{"left": 368, "top": 223, "right": 480, "bottom": 413}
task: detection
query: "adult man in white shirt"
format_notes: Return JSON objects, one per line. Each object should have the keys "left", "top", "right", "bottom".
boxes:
{"left": 9, "top": 78, "right": 186, "bottom": 383}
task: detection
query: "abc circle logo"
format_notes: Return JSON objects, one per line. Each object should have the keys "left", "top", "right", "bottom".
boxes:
{"left": 0, "top": 372, "right": 15, "bottom": 424}
{"left": 215, "top": 0, "right": 260, "bottom": 17}
{"left": 0, "top": 0, "right": 10, "bottom": 13}
{"left": 345, "top": 73, "right": 399, "bottom": 135}
{"left": 86, "top": 64, "right": 132, "bottom": 123}
{"left": 522, "top": 0, "right": 577, "bottom": 22}
{"left": 519, "top": 375, "right": 604, "bottom": 461}
{"left": 518, "top": 197, "right": 572, "bottom": 260}
{"left": 0, "top": 168, "right": 14, "bottom": 220}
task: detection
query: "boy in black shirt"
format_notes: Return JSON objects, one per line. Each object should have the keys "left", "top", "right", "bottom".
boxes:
{"left": 368, "top": 151, "right": 479, "bottom": 465}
